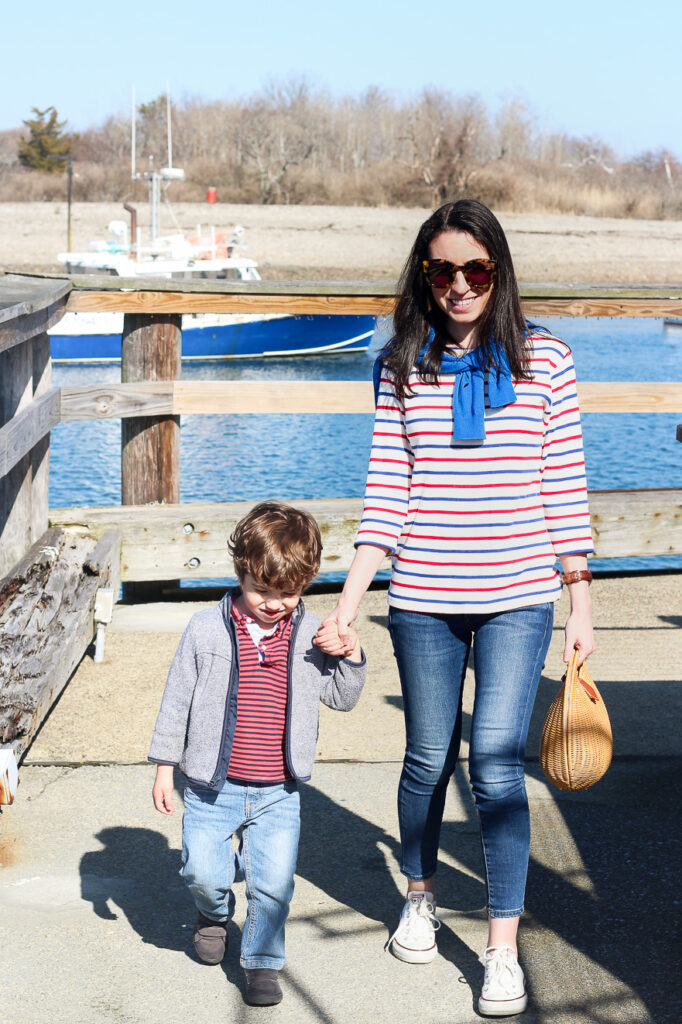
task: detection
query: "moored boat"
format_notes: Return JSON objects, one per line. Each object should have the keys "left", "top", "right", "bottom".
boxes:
{"left": 53, "top": 94, "right": 375, "bottom": 361}
{"left": 49, "top": 310, "right": 375, "bottom": 362}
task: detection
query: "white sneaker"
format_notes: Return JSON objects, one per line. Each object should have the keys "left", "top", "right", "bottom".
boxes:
{"left": 478, "top": 946, "right": 528, "bottom": 1017}
{"left": 387, "top": 892, "right": 440, "bottom": 963}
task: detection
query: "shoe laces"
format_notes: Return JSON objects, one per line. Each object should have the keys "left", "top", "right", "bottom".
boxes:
{"left": 483, "top": 946, "right": 521, "bottom": 995}
{"left": 385, "top": 895, "right": 440, "bottom": 952}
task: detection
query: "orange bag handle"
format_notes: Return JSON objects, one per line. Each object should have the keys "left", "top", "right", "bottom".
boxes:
{"left": 565, "top": 649, "right": 599, "bottom": 702}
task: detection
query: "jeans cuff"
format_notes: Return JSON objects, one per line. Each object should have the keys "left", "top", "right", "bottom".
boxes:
{"left": 241, "top": 958, "right": 284, "bottom": 970}
{"left": 401, "top": 870, "right": 437, "bottom": 882}
{"left": 488, "top": 906, "right": 524, "bottom": 919}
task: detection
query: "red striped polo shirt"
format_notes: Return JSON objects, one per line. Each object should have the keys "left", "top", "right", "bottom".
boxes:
{"left": 227, "top": 604, "right": 292, "bottom": 783}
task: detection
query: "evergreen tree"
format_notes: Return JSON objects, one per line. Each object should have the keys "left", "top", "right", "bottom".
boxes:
{"left": 18, "top": 106, "right": 71, "bottom": 172}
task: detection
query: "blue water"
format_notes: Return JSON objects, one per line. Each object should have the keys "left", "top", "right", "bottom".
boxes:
{"left": 49, "top": 317, "right": 682, "bottom": 578}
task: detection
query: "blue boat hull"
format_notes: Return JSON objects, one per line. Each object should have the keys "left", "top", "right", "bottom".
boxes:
{"left": 49, "top": 314, "right": 376, "bottom": 362}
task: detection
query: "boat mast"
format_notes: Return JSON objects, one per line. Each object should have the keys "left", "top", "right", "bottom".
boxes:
{"left": 166, "top": 84, "right": 173, "bottom": 170}
{"left": 130, "top": 85, "right": 184, "bottom": 248}
{"left": 131, "top": 85, "right": 136, "bottom": 182}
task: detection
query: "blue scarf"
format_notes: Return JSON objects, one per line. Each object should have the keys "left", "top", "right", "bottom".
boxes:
{"left": 373, "top": 334, "right": 517, "bottom": 444}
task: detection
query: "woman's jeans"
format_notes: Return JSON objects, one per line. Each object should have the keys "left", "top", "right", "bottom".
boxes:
{"left": 181, "top": 778, "right": 300, "bottom": 969}
{"left": 388, "top": 602, "right": 553, "bottom": 918}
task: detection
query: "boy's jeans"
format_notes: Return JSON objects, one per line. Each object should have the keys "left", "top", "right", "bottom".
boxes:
{"left": 181, "top": 778, "right": 300, "bottom": 969}
{"left": 388, "top": 602, "right": 553, "bottom": 918}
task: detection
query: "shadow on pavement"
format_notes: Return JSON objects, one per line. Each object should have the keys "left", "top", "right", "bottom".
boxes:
{"left": 76, "top": 717, "right": 680, "bottom": 1022}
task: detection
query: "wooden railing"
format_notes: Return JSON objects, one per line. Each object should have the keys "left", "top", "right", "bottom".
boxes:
{"left": 0, "top": 276, "right": 68, "bottom": 573}
{"left": 1, "top": 272, "right": 682, "bottom": 788}
{"left": 2, "top": 273, "right": 682, "bottom": 581}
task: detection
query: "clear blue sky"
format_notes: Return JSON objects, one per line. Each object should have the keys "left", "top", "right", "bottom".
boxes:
{"left": 4, "top": 0, "right": 680, "bottom": 159}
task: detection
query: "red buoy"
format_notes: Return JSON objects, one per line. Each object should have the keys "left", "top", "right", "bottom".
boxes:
{"left": 206, "top": 187, "right": 217, "bottom": 203}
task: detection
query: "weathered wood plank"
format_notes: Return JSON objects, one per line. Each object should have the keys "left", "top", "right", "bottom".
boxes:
{"left": 589, "top": 490, "right": 682, "bottom": 558}
{"left": 0, "top": 342, "right": 34, "bottom": 576}
{"left": 49, "top": 499, "right": 368, "bottom": 581}
{"left": 30, "top": 334, "right": 52, "bottom": 543}
{"left": 0, "top": 274, "right": 71, "bottom": 355}
{"left": 49, "top": 380, "right": 682, "bottom": 420}
{"left": 59, "top": 382, "right": 174, "bottom": 420}
{"left": 56, "top": 273, "right": 401, "bottom": 297}
{"left": 48, "top": 489, "right": 682, "bottom": 582}
{"left": 0, "top": 388, "right": 60, "bottom": 478}
{"left": 0, "top": 527, "right": 121, "bottom": 758}
{"left": 0, "top": 275, "right": 71, "bottom": 324}
{"left": 0, "top": 299, "right": 70, "bottom": 354}
{"left": 56, "top": 274, "right": 682, "bottom": 298}
{"left": 84, "top": 528, "right": 122, "bottom": 609}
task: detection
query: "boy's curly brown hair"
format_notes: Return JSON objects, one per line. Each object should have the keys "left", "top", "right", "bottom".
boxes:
{"left": 228, "top": 501, "right": 322, "bottom": 591}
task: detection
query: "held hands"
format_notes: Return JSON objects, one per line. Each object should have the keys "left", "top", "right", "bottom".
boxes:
{"left": 314, "top": 546, "right": 385, "bottom": 659}
{"left": 152, "top": 764, "right": 175, "bottom": 815}
{"left": 314, "top": 601, "right": 360, "bottom": 659}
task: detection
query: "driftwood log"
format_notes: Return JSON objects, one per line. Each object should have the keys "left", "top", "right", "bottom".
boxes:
{"left": 0, "top": 526, "right": 121, "bottom": 759}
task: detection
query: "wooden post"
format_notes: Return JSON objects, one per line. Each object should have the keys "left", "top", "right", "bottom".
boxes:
{"left": 0, "top": 340, "right": 33, "bottom": 577}
{"left": 121, "top": 313, "right": 181, "bottom": 600}
{"left": 31, "top": 332, "right": 51, "bottom": 543}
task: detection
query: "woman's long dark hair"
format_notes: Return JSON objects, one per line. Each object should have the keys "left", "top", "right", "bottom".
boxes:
{"left": 382, "top": 199, "right": 531, "bottom": 396}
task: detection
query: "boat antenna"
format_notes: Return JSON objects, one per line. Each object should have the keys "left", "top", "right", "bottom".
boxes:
{"left": 131, "top": 85, "right": 136, "bottom": 180}
{"left": 166, "top": 83, "right": 172, "bottom": 169}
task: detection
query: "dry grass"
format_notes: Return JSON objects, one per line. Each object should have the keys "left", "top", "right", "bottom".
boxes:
{"left": 2, "top": 159, "right": 680, "bottom": 221}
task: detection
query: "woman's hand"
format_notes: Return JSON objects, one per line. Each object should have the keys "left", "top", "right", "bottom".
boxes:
{"left": 314, "top": 618, "right": 361, "bottom": 659}
{"left": 314, "top": 599, "right": 359, "bottom": 657}
{"left": 563, "top": 605, "right": 594, "bottom": 666}
{"left": 559, "top": 556, "right": 594, "bottom": 666}
{"left": 314, "top": 543, "right": 389, "bottom": 656}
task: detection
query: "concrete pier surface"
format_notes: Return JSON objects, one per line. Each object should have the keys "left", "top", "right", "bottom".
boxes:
{"left": 1, "top": 575, "right": 680, "bottom": 1024}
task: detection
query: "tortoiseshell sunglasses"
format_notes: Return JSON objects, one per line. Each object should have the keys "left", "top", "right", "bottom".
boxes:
{"left": 422, "top": 258, "right": 497, "bottom": 292}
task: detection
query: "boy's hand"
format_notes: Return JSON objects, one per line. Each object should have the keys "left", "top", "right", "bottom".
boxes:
{"left": 152, "top": 764, "right": 175, "bottom": 814}
{"left": 314, "top": 598, "right": 358, "bottom": 657}
{"left": 314, "top": 620, "right": 361, "bottom": 660}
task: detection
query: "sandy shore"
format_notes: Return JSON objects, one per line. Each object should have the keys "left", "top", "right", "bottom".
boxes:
{"left": 2, "top": 201, "right": 682, "bottom": 284}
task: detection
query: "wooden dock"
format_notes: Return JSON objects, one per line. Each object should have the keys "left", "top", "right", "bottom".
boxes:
{"left": 1, "top": 272, "right": 682, "bottom": 801}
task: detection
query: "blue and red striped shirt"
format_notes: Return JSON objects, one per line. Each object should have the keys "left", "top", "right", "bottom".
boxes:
{"left": 227, "top": 604, "right": 292, "bottom": 783}
{"left": 357, "top": 333, "right": 594, "bottom": 614}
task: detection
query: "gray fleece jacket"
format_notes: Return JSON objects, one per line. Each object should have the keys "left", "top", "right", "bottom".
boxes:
{"left": 148, "top": 591, "right": 366, "bottom": 786}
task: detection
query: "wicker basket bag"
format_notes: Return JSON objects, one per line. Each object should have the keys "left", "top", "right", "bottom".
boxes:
{"left": 540, "top": 650, "right": 613, "bottom": 791}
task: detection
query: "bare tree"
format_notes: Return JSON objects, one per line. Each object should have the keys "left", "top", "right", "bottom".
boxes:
{"left": 5, "top": 81, "right": 681, "bottom": 218}
{"left": 400, "top": 89, "right": 495, "bottom": 205}
{"left": 495, "top": 96, "right": 535, "bottom": 161}
{"left": 237, "top": 79, "right": 316, "bottom": 203}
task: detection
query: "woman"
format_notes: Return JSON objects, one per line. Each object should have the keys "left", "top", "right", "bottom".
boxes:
{"left": 315, "top": 199, "right": 594, "bottom": 1016}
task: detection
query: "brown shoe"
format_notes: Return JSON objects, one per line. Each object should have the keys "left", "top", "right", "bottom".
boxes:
{"left": 243, "top": 968, "right": 283, "bottom": 1006}
{"left": 193, "top": 911, "right": 227, "bottom": 965}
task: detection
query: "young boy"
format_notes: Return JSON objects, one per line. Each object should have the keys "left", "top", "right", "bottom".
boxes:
{"left": 150, "top": 501, "right": 365, "bottom": 1007}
